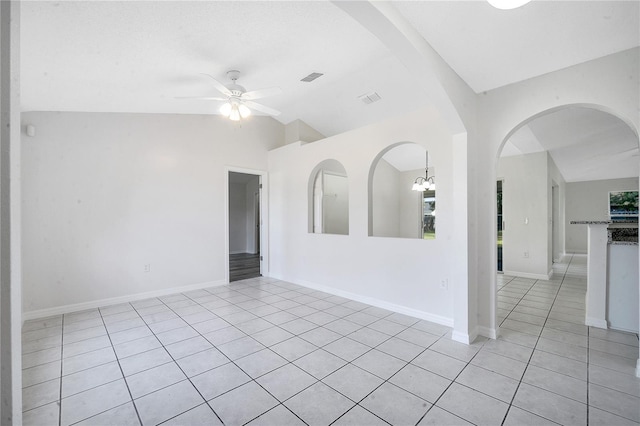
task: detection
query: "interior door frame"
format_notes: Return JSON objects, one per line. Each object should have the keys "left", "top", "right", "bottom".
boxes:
{"left": 552, "top": 182, "right": 560, "bottom": 263}
{"left": 225, "top": 166, "right": 268, "bottom": 284}
{"left": 497, "top": 178, "right": 504, "bottom": 273}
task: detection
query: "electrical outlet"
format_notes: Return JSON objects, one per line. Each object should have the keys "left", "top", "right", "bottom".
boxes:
{"left": 523, "top": 251, "right": 529, "bottom": 258}
{"left": 440, "top": 278, "right": 449, "bottom": 289}
{"left": 144, "top": 264, "right": 151, "bottom": 273}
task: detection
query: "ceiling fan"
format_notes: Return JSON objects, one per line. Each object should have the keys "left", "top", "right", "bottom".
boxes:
{"left": 178, "top": 70, "right": 282, "bottom": 121}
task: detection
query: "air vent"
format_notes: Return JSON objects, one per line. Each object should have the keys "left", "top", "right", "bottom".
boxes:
{"left": 300, "top": 72, "right": 324, "bottom": 83}
{"left": 358, "top": 92, "right": 382, "bottom": 105}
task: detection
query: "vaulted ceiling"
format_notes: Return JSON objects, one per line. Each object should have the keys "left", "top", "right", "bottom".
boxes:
{"left": 21, "top": 1, "right": 639, "bottom": 180}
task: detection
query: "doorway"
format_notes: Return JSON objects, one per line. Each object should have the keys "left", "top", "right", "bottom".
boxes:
{"left": 228, "top": 171, "right": 262, "bottom": 282}
{"left": 497, "top": 179, "right": 503, "bottom": 272}
{"left": 552, "top": 183, "right": 560, "bottom": 263}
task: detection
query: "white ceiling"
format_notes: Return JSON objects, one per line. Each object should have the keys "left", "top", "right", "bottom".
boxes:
{"left": 502, "top": 107, "right": 639, "bottom": 182}
{"left": 395, "top": 0, "right": 639, "bottom": 93}
{"left": 382, "top": 144, "right": 429, "bottom": 172}
{"left": 20, "top": 0, "right": 640, "bottom": 181}
{"left": 20, "top": 1, "right": 427, "bottom": 137}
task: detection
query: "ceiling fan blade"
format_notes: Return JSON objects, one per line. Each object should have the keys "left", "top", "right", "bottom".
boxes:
{"left": 200, "top": 73, "right": 232, "bottom": 97}
{"left": 175, "top": 96, "right": 227, "bottom": 101}
{"left": 242, "top": 87, "right": 282, "bottom": 101}
{"left": 244, "top": 100, "right": 281, "bottom": 116}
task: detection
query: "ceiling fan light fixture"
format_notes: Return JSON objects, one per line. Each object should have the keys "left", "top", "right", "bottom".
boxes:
{"left": 239, "top": 104, "right": 251, "bottom": 119}
{"left": 229, "top": 105, "right": 241, "bottom": 121}
{"left": 220, "top": 102, "right": 232, "bottom": 117}
{"left": 487, "top": 0, "right": 532, "bottom": 10}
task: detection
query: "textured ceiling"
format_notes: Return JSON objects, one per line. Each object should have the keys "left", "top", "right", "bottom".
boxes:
{"left": 20, "top": 1, "right": 640, "bottom": 181}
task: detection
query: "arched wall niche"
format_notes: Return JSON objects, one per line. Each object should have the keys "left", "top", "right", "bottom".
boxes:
{"left": 368, "top": 142, "right": 436, "bottom": 239}
{"left": 307, "top": 159, "right": 349, "bottom": 235}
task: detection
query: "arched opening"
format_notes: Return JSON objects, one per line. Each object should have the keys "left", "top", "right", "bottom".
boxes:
{"left": 493, "top": 104, "right": 639, "bottom": 334}
{"left": 368, "top": 142, "right": 436, "bottom": 239}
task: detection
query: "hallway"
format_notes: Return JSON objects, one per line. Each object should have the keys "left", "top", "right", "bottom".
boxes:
{"left": 20, "top": 255, "right": 639, "bottom": 425}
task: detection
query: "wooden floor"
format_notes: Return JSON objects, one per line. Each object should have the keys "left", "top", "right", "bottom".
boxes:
{"left": 229, "top": 253, "right": 261, "bottom": 282}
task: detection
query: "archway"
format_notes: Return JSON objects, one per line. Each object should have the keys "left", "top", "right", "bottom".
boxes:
{"left": 491, "top": 104, "right": 639, "bottom": 337}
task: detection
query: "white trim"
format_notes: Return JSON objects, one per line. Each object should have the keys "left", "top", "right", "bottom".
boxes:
{"left": 296, "top": 279, "right": 453, "bottom": 328}
{"left": 503, "top": 270, "right": 551, "bottom": 280}
{"left": 636, "top": 359, "right": 640, "bottom": 378}
{"left": 23, "top": 280, "right": 226, "bottom": 321}
{"left": 451, "top": 328, "right": 478, "bottom": 344}
{"left": 585, "top": 316, "right": 608, "bottom": 329}
{"left": 477, "top": 325, "right": 498, "bottom": 339}
{"left": 609, "top": 325, "right": 640, "bottom": 334}
{"left": 225, "top": 167, "right": 269, "bottom": 284}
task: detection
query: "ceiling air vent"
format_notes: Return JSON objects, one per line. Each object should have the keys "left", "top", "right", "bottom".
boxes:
{"left": 358, "top": 92, "right": 382, "bottom": 105}
{"left": 300, "top": 72, "right": 324, "bottom": 83}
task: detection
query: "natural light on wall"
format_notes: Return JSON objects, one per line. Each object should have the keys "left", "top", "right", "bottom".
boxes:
{"left": 487, "top": 0, "right": 532, "bottom": 10}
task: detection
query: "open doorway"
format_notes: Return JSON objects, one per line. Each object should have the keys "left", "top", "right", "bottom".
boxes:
{"left": 497, "top": 179, "right": 503, "bottom": 272}
{"left": 552, "top": 183, "right": 560, "bottom": 263}
{"left": 228, "top": 171, "right": 261, "bottom": 282}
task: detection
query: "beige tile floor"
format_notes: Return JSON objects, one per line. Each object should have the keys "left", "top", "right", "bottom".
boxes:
{"left": 21, "top": 255, "right": 640, "bottom": 425}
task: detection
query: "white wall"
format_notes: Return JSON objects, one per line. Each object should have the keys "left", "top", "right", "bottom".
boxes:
{"left": 372, "top": 159, "right": 400, "bottom": 237}
{"left": 21, "top": 112, "right": 284, "bottom": 314}
{"left": 229, "top": 182, "right": 248, "bottom": 254}
{"left": 285, "top": 119, "right": 325, "bottom": 145}
{"left": 548, "top": 155, "right": 566, "bottom": 263}
{"left": 371, "top": 161, "right": 425, "bottom": 239}
{"left": 269, "top": 109, "right": 456, "bottom": 325}
{"left": 399, "top": 169, "right": 423, "bottom": 239}
{"left": 475, "top": 48, "right": 639, "bottom": 335}
{"left": 566, "top": 177, "right": 638, "bottom": 253}
{"left": 322, "top": 173, "right": 349, "bottom": 235}
{"left": 1, "top": 1, "right": 23, "bottom": 422}
{"left": 498, "top": 152, "right": 551, "bottom": 278}
{"left": 245, "top": 177, "right": 260, "bottom": 254}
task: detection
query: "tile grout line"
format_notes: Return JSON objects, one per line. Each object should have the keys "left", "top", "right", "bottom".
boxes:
{"left": 500, "top": 254, "right": 573, "bottom": 426}
{"left": 28, "top": 263, "right": 631, "bottom": 425}
{"left": 497, "top": 276, "right": 536, "bottom": 327}
{"left": 195, "top": 282, "right": 448, "bottom": 425}
{"left": 25, "top": 278, "right": 463, "bottom": 425}
{"left": 326, "top": 320, "right": 449, "bottom": 426}
{"left": 96, "top": 304, "right": 144, "bottom": 426}
{"left": 58, "top": 314, "right": 65, "bottom": 426}
{"left": 147, "top": 286, "right": 352, "bottom": 425}
{"left": 586, "top": 324, "right": 590, "bottom": 426}
{"left": 126, "top": 299, "right": 228, "bottom": 426}
{"left": 181, "top": 284, "right": 415, "bottom": 425}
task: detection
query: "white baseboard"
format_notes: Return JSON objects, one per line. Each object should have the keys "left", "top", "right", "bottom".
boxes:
{"left": 296, "top": 279, "right": 453, "bottom": 328}
{"left": 451, "top": 327, "right": 478, "bottom": 344}
{"left": 477, "top": 325, "right": 498, "bottom": 340}
{"left": 503, "top": 270, "right": 551, "bottom": 280}
{"left": 585, "top": 316, "right": 608, "bottom": 329}
{"left": 23, "top": 279, "right": 227, "bottom": 321}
